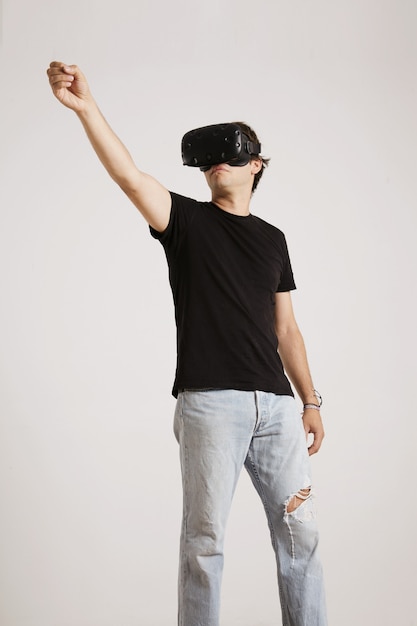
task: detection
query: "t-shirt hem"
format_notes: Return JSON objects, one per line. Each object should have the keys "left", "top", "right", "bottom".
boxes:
{"left": 172, "top": 381, "right": 294, "bottom": 399}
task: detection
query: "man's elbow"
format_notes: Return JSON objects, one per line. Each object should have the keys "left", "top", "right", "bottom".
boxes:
{"left": 275, "top": 319, "right": 301, "bottom": 343}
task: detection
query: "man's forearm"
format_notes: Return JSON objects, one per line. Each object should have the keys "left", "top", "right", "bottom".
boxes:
{"left": 278, "top": 327, "right": 318, "bottom": 405}
{"left": 77, "top": 100, "right": 140, "bottom": 191}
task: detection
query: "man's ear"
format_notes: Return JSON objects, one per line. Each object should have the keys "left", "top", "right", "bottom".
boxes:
{"left": 250, "top": 158, "right": 262, "bottom": 175}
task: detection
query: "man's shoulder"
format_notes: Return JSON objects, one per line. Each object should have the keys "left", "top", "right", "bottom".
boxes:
{"left": 251, "top": 213, "right": 286, "bottom": 239}
{"left": 170, "top": 191, "right": 208, "bottom": 208}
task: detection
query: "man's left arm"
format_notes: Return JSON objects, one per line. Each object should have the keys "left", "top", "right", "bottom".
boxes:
{"left": 274, "top": 291, "right": 325, "bottom": 455}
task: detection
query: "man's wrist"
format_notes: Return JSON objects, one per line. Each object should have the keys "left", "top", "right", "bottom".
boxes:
{"left": 302, "top": 389, "right": 322, "bottom": 410}
{"left": 76, "top": 97, "right": 99, "bottom": 122}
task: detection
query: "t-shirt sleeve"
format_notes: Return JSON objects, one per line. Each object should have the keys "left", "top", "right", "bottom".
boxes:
{"left": 276, "top": 234, "right": 297, "bottom": 292}
{"left": 149, "top": 191, "right": 196, "bottom": 250}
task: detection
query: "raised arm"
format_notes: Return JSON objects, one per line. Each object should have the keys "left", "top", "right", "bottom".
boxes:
{"left": 47, "top": 62, "right": 171, "bottom": 232}
{"left": 274, "top": 291, "right": 325, "bottom": 455}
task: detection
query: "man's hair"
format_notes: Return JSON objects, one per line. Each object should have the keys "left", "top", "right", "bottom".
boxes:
{"left": 233, "top": 121, "right": 270, "bottom": 193}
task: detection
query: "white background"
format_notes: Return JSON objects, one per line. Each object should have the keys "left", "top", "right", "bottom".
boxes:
{"left": 1, "top": 1, "right": 416, "bottom": 624}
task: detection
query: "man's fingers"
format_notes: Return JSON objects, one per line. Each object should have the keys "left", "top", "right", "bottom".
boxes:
{"left": 49, "top": 74, "right": 74, "bottom": 87}
{"left": 47, "top": 63, "right": 77, "bottom": 81}
{"left": 308, "top": 431, "right": 324, "bottom": 456}
{"left": 47, "top": 63, "right": 76, "bottom": 91}
{"left": 302, "top": 409, "right": 325, "bottom": 456}
{"left": 48, "top": 61, "right": 76, "bottom": 72}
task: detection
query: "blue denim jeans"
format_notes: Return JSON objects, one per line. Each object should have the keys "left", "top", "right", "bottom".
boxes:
{"left": 174, "top": 389, "right": 327, "bottom": 626}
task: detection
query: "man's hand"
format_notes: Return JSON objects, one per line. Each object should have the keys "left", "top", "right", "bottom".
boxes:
{"left": 303, "top": 409, "right": 325, "bottom": 456}
{"left": 47, "top": 62, "right": 92, "bottom": 113}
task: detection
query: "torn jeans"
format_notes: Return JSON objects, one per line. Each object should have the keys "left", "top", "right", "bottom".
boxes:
{"left": 174, "top": 389, "right": 327, "bottom": 626}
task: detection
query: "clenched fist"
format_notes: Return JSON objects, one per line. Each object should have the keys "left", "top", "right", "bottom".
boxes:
{"left": 47, "top": 62, "right": 92, "bottom": 112}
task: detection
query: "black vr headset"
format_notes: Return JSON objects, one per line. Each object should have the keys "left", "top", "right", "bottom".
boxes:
{"left": 181, "top": 123, "right": 261, "bottom": 172}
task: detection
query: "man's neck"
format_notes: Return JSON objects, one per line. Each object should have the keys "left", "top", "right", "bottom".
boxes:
{"left": 211, "top": 190, "right": 252, "bottom": 216}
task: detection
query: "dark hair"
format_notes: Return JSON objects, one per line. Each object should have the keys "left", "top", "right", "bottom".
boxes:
{"left": 233, "top": 121, "right": 270, "bottom": 193}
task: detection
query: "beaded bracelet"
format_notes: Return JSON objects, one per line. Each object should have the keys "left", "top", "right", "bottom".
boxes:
{"left": 313, "top": 389, "right": 323, "bottom": 406}
{"left": 303, "top": 389, "right": 322, "bottom": 412}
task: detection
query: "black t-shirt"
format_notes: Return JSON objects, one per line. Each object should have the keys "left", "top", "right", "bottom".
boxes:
{"left": 151, "top": 192, "right": 296, "bottom": 398}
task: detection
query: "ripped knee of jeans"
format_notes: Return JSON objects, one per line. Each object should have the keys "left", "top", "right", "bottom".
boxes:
{"left": 285, "top": 487, "right": 312, "bottom": 514}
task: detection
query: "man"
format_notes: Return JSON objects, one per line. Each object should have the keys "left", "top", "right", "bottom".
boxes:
{"left": 47, "top": 61, "right": 327, "bottom": 626}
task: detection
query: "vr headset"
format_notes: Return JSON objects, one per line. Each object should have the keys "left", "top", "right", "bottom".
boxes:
{"left": 181, "top": 123, "right": 261, "bottom": 171}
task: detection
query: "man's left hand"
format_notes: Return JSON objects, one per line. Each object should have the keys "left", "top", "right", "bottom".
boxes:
{"left": 303, "top": 409, "right": 325, "bottom": 455}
